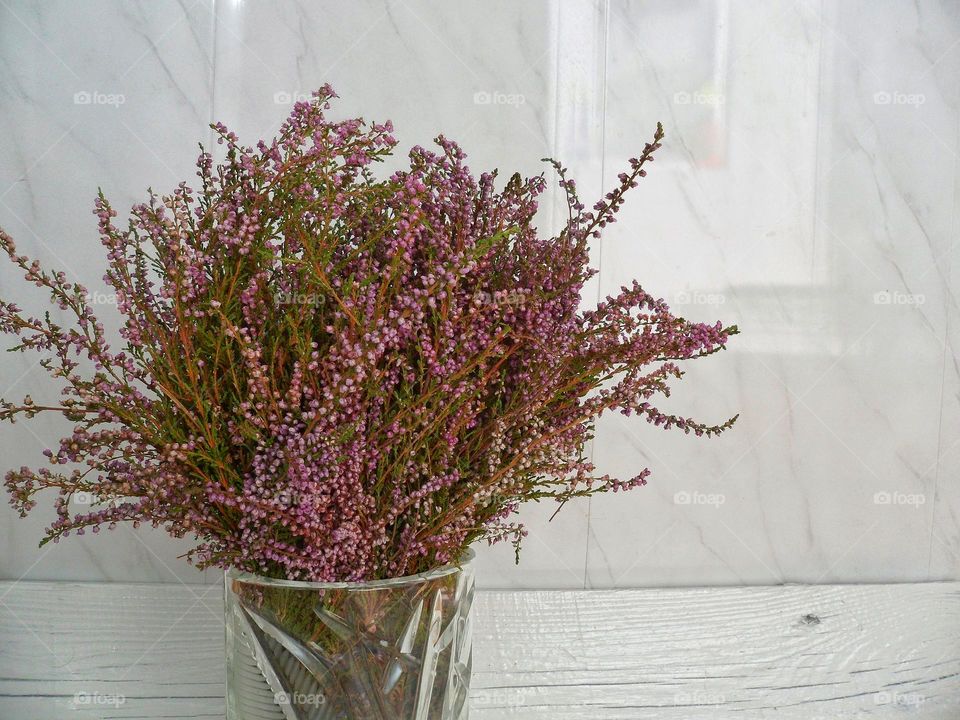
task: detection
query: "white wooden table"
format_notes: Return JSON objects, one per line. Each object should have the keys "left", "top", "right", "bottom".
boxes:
{"left": 1, "top": 580, "right": 958, "bottom": 719}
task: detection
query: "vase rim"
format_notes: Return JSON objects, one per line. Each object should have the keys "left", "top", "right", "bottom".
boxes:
{"left": 225, "top": 547, "right": 475, "bottom": 590}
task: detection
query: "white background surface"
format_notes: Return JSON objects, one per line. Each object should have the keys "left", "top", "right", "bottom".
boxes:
{"left": 4, "top": 580, "right": 959, "bottom": 718}
{"left": 0, "top": 0, "right": 958, "bottom": 588}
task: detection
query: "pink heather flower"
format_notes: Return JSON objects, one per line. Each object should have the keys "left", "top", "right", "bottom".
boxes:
{"left": 0, "top": 88, "right": 736, "bottom": 581}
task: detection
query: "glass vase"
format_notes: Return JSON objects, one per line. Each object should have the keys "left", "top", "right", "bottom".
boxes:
{"left": 224, "top": 550, "right": 475, "bottom": 720}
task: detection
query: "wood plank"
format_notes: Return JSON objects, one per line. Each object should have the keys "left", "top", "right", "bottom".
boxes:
{"left": 0, "top": 581, "right": 958, "bottom": 718}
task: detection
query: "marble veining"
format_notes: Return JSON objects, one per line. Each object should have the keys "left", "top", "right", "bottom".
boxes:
{"left": 0, "top": 0, "right": 957, "bottom": 588}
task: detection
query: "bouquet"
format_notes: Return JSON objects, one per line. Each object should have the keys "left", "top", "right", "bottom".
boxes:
{"left": 1, "top": 86, "right": 736, "bottom": 582}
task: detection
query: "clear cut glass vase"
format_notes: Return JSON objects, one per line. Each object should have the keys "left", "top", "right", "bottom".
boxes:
{"left": 224, "top": 550, "right": 475, "bottom": 720}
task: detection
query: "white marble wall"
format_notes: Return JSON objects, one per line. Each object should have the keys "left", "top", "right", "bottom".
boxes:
{"left": 0, "top": 0, "right": 957, "bottom": 588}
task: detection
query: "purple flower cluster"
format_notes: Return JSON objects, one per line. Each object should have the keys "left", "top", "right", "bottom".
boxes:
{"left": 0, "top": 87, "right": 736, "bottom": 581}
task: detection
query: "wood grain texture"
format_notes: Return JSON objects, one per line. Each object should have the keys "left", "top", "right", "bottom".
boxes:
{"left": 0, "top": 581, "right": 958, "bottom": 719}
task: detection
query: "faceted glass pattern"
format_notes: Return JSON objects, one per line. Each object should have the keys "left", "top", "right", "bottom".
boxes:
{"left": 225, "top": 551, "right": 474, "bottom": 720}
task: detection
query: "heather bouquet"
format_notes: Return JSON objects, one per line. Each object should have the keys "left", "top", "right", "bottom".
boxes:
{"left": 1, "top": 87, "right": 735, "bottom": 585}
{"left": 2, "top": 86, "right": 736, "bottom": 719}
